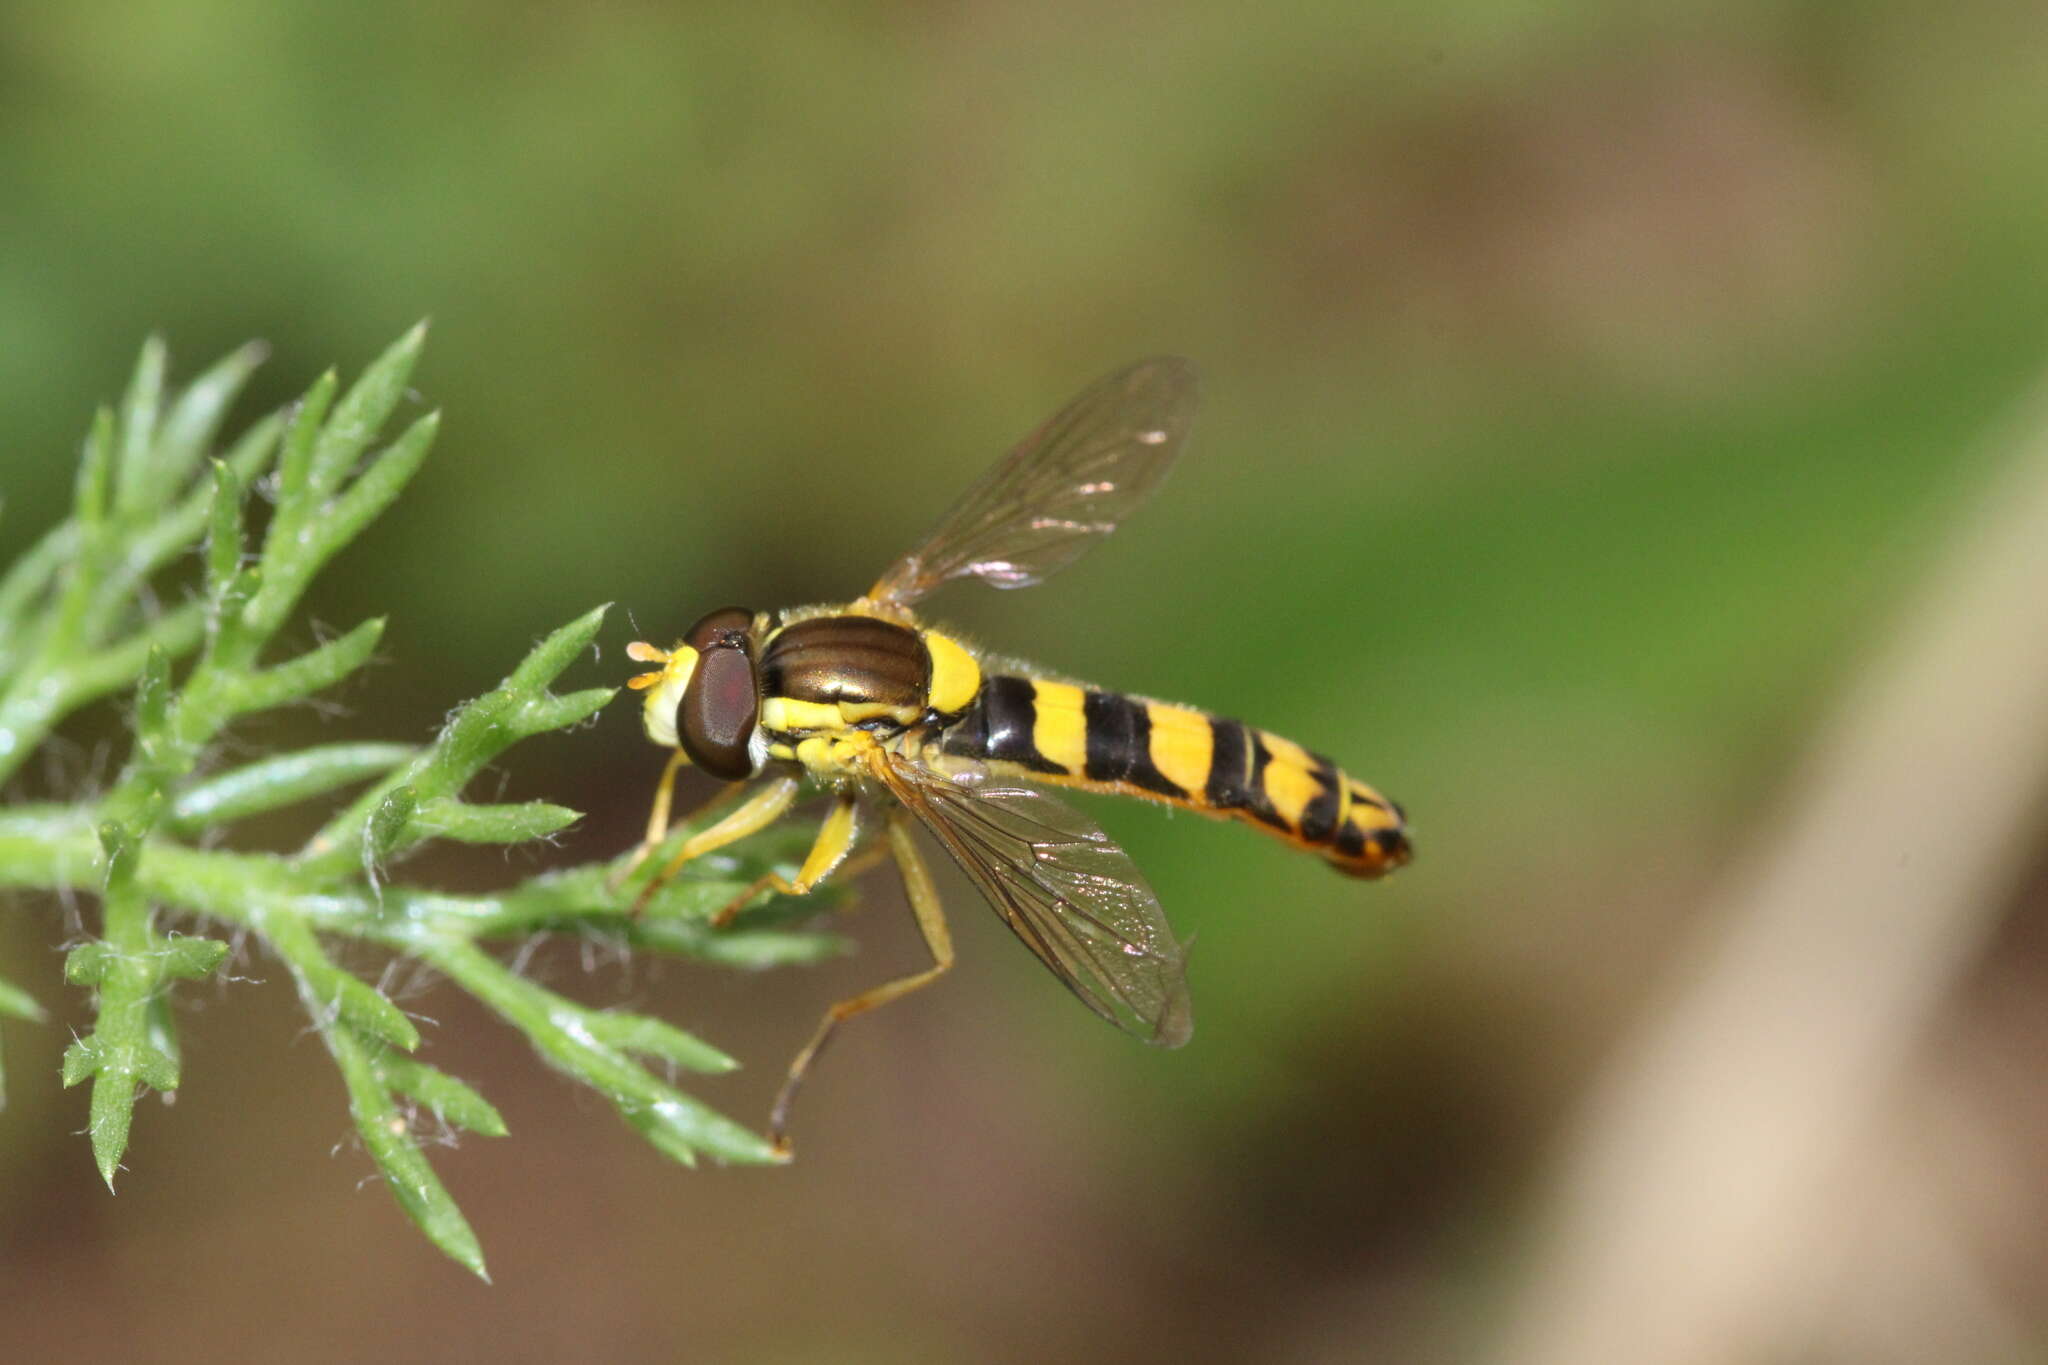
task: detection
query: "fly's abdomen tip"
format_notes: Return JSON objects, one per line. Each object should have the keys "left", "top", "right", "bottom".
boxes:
{"left": 1332, "top": 820, "right": 1412, "bottom": 878}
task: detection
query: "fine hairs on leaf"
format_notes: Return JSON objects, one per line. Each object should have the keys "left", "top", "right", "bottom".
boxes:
{"left": 0, "top": 331, "right": 845, "bottom": 1277}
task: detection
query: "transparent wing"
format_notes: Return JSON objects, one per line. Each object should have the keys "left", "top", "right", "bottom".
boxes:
{"left": 867, "top": 357, "right": 1199, "bottom": 609}
{"left": 874, "top": 751, "right": 1193, "bottom": 1047}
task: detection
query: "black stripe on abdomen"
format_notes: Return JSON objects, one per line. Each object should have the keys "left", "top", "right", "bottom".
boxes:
{"left": 1297, "top": 757, "right": 1344, "bottom": 845}
{"left": 940, "top": 674, "right": 1066, "bottom": 774}
{"left": 1081, "top": 691, "right": 1188, "bottom": 799}
{"left": 1202, "top": 718, "right": 1287, "bottom": 829}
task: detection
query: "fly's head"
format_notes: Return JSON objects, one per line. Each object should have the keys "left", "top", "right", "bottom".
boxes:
{"left": 626, "top": 606, "right": 765, "bottom": 779}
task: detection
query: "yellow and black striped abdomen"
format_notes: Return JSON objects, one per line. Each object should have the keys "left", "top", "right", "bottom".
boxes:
{"left": 938, "top": 674, "right": 1409, "bottom": 877}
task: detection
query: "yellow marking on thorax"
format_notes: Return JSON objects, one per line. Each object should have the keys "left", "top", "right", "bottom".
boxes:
{"left": 760, "top": 697, "right": 843, "bottom": 734}
{"left": 923, "top": 630, "right": 982, "bottom": 716}
{"left": 1027, "top": 679, "right": 1088, "bottom": 774}
{"left": 762, "top": 695, "right": 919, "bottom": 734}
{"left": 847, "top": 595, "right": 916, "bottom": 626}
{"left": 839, "top": 699, "right": 922, "bottom": 726}
{"left": 1144, "top": 703, "right": 1214, "bottom": 796}
{"left": 793, "top": 730, "right": 879, "bottom": 776}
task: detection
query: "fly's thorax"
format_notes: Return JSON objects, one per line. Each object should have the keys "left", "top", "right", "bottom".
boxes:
{"left": 775, "top": 729, "right": 885, "bottom": 777}
{"left": 763, "top": 614, "right": 926, "bottom": 709}
{"left": 920, "top": 630, "right": 982, "bottom": 715}
{"left": 756, "top": 614, "right": 984, "bottom": 740}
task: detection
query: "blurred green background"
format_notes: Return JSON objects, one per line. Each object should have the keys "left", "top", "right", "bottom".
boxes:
{"left": 6, "top": 3, "right": 2048, "bottom": 1361}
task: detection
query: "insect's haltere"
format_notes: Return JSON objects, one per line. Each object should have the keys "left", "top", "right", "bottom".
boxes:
{"left": 619, "top": 357, "right": 1411, "bottom": 1153}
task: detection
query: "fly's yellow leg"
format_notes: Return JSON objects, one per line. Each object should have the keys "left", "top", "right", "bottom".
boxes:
{"left": 708, "top": 793, "right": 861, "bottom": 928}
{"left": 642, "top": 750, "right": 691, "bottom": 847}
{"left": 825, "top": 839, "right": 892, "bottom": 890}
{"left": 628, "top": 774, "right": 803, "bottom": 915}
{"left": 769, "top": 809, "right": 955, "bottom": 1156}
{"left": 608, "top": 750, "right": 697, "bottom": 891}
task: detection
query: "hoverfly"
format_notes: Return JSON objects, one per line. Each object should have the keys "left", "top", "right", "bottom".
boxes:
{"left": 621, "top": 359, "right": 1410, "bottom": 1153}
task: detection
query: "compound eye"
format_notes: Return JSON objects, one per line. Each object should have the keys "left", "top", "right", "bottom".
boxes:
{"left": 678, "top": 608, "right": 760, "bottom": 779}
{"left": 684, "top": 606, "right": 755, "bottom": 652}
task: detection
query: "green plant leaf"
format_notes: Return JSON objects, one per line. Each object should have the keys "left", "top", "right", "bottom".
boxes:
{"left": 0, "top": 975, "right": 46, "bottom": 1112}
{"left": 411, "top": 799, "right": 582, "bottom": 844}
{"left": 0, "top": 977, "right": 44, "bottom": 1022}
{"left": 265, "top": 910, "right": 421, "bottom": 1053}
{"left": 328, "top": 1022, "right": 490, "bottom": 1280}
{"left": 237, "top": 618, "right": 386, "bottom": 712}
{"left": 143, "top": 341, "right": 264, "bottom": 517}
{"left": 112, "top": 337, "right": 168, "bottom": 519}
{"left": 377, "top": 1053, "right": 508, "bottom": 1138}
{"left": 168, "top": 742, "right": 418, "bottom": 832}
{"left": 308, "top": 322, "right": 427, "bottom": 498}
{"left": 0, "top": 331, "right": 845, "bottom": 1270}
{"left": 420, "top": 937, "right": 780, "bottom": 1167}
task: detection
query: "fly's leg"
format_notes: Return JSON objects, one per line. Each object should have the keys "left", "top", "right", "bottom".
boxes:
{"left": 826, "top": 839, "right": 891, "bottom": 889}
{"left": 712, "top": 837, "right": 892, "bottom": 926}
{"left": 769, "top": 808, "right": 955, "bottom": 1157}
{"left": 709, "top": 793, "right": 861, "bottom": 928}
{"left": 626, "top": 774, "right": 803, "bottom": 915}
{"left": 608, "top": 750, "right": 719, "bottom": 892}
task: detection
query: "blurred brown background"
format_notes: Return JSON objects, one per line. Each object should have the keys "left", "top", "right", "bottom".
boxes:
{"left": 5, "top": 4, "right": 2048, "bottom": 1362}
